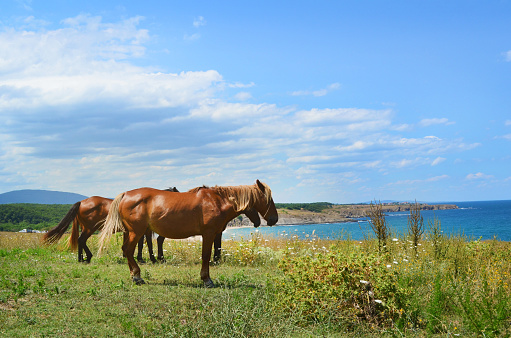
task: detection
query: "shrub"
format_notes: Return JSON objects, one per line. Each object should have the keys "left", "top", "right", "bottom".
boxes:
{"left": 268, "top": 245, "right": 412, "bottom": 328}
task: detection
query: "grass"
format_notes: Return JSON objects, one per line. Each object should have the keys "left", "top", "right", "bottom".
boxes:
{"left": 1, "top": 229, "right": 510, "bottom": 337}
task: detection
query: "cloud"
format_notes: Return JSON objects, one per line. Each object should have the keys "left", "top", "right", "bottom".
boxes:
{"left": 431, "top": 157, "right": 446, "bottom": 166}
{"left": 466, "top": 172, "right": 494, "bottom": 180}
{"left": 16, "top": 0, "right": 33, "bottom": 11}
{"left": 505, "top": 120, "right": 511, "bottom": 126}
{"left": 184, "top": 33, "right": 201, "bottom": 41}
{"left": 419, "top": 118, "right": 454, "bottom": 127}
{"left": 291, "top": 83, "right": 340, "bottom": 97}
{"left": 505, "top": 51, "right": 511, "bottom": 62}
{"left": 390, "top": 175, "right": 449, "bottom": 186}
{"left": 233, "top": 92, "right": 253, "bottom": 101}
{"left": 193, "top": 16, "right": 206, "bottom": 28}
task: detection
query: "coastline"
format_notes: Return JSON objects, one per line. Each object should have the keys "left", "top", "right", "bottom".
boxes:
{"left": 226, "top": 203, "right": 458, "bottom": 228}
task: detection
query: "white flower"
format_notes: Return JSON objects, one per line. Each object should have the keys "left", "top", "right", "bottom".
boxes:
{"left": 393, "top": 261, "right": 398, "bottom": 264}
{"left": 360, "top": 280, "right": 369, "bottom": 284}
{"left": 375, "top": 300, "right": 383, "bottom": 304}
{"left": 386, "top": 264, "right": 392, "bottom": 268}
{"left": 392, "top": 238, "right": 398, "bottom": 242}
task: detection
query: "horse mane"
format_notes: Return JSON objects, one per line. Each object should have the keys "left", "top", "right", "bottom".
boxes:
{"left": 188, "top": 183, "right": 272, "bottom": 213}
{"left": 187, "top": 185, "right": 209, "bottom": 193}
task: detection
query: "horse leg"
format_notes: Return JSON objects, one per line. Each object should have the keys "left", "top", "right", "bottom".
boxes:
{"left": 78, "top": 231, "right": 93, "bottom": 263}
{"left": 122, "top": 231, "right": 145, "bottom": 284}
{"left": 213, "top": 233, "right": 222, "bottom": 262}
{"left": 200, "top": 233, "right": 215, "bottom": 288}
{"left": 157, "top": 235, "right": 165, "bottom": 262}
{"left": 145, "top": 230, "right": 157, "bottom": 263}
{"left": 136, "top": 236, "right": 145, "bottom": 263}
{"left": 78, "top": 240, "right": 84, "bottom": 262}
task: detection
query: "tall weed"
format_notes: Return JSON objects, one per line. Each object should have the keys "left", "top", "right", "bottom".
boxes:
{"left": 269, "top": 244, "right": 412, "bottom": 328}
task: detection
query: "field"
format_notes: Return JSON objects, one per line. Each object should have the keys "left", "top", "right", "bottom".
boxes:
{"left": 1, "top": 227, "right": 511, "bottom": 337}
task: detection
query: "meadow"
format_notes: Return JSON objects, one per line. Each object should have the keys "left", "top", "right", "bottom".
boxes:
{"left": 1, "top": 220, "right": 510, "bottom": 337}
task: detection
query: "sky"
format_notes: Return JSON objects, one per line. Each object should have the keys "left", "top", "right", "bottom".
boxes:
{"left": 1, "top": 0, "right": 510, "bottom": 203}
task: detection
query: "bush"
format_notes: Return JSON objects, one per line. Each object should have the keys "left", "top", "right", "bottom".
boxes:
{"left": 268, "top": 244, "right": 412, "bottom": 328}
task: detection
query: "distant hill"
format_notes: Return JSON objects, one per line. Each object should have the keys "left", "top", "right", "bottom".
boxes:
{"left": 0, "top": 190, "right": 88, "bottom": 204}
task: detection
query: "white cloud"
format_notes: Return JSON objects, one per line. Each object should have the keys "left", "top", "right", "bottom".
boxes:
{"left": 291, "top": 82, "right": 341, "bottom": 97}
{"left": 390, "top": 175, "right": 449, "bottom": 186}
{"left": 419, "top": 118, "right": 454, "bottom": 127}
{"left": 505, "top": 51, "right": 511, "bottom": 62}
{"left": 466, "top": 172, "right": 494, "bottom": 180}
{"left": 233, "top": 92, "right": 253, "bottom": 101}
{"left": 505, "top": 120, "right": 511, "bottom": 126}
{"left": 431, "top": 157, "right": 446, "bottom": 166}
{"left": 184, "top": 33, "right": 201, "bottom": 41}
{"left": 193, "top": 16, "right": 206, "bottom": 28}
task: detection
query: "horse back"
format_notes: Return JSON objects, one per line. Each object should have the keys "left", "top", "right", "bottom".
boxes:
{"left": 77, "top": 196, "right": 113, "bottom": 231}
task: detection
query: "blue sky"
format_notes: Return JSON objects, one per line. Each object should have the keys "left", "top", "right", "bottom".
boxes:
{"left": 1, "top": 0, "right": 510, "bottom": 203}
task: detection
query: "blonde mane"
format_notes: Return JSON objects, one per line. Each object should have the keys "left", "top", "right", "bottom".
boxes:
{"left": 188, "top": 182, "right": 272, "bottom": 213}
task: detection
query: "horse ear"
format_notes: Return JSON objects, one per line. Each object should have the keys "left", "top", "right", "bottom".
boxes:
{"left": 256, "top": 179, "right": 265, "bottom": 192}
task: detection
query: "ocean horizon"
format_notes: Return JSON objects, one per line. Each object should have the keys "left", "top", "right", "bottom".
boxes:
{"left": 224, "top": 200, "right": 511, "bottom": 242}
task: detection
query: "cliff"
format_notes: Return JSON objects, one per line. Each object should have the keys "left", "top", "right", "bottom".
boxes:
{"left": 229, "top": 203, "right": 458, "bottom": 227}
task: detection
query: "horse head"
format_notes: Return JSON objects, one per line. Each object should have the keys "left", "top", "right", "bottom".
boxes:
{"left": 254, "top": 180, "right": 278, "bottom": 226}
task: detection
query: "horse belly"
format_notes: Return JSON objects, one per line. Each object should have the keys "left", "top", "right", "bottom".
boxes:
{"left": 149, "top": 213, "right": 201, "bottom": 239}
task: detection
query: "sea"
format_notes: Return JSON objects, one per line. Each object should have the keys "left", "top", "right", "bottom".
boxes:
{"left": 223, "top": 200, "right": 511, "bottom": 242}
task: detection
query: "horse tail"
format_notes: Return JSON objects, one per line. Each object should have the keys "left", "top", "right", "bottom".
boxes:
{"left": 42, "top": 201, "right": 81, "bottom": 245}
{"left": 68, "top": 218, "right": 80, "bottom": 251}
{"left": 97, "top": 192, "right": 125, "bottom": 255}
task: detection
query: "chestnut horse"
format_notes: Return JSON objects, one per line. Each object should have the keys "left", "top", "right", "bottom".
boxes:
{"left": 42, "top": 187, "right": 178, "bottom": 263}
{"left": 98, "top": 180, "right": 278, "bottom": 287}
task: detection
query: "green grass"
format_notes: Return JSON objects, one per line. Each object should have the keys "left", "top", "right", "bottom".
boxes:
{"left": 1, "top": 231, "right": 510, "bottom": 337}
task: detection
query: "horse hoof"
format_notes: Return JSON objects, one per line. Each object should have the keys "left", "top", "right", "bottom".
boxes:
{"left": 133, "top": 277, "right": 146, "bottom": 285}
{"left": 204, "top": 279, "right": 215, "bottom": 288}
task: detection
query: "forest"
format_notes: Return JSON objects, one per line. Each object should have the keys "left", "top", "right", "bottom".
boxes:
{"left": 274, "top": 202, "right": 333, "bottom": 213}
{"left": 0, "top": 204, "right": 72, "bottom": 232}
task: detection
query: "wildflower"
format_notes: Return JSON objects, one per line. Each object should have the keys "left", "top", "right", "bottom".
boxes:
{"left": 392, "top": 238, "right": 398, "bottom": 242}
{"left": 360, "top": 280, "right": 369, "bottom": 284}
{"left": 375, "top": 299, "right": 383, "bottom": 304}
{"left": 393, "top": 261, "right": 398, "bottom": 264}
{"left": 386, "top": 264, "right": 391, "bottom": 268}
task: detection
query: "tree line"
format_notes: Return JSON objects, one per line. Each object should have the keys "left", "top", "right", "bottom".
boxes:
{"left": 275, "top": 202, "right": 333, "bottom": 213}
{"left": 0, "top": 204, "right": 72, "bottom": 232}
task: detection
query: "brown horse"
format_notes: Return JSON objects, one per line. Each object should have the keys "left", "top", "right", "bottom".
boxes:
{"left": 42, "top": 187, "right": 178, "bottom": 263}
{"left": 98, "top": 180, "right": 278, "bottom": 287}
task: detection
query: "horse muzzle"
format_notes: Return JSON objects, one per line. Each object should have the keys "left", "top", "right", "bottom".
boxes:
{"left": 266, "top": 216, "right": 278, "bottom": 226}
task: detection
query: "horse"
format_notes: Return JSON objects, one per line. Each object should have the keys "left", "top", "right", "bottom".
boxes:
{"left": 98, "top": 180, "right": 278, "bottom": 287}
{"left": 42, "top": 187, "right": 179, "bottom": 263}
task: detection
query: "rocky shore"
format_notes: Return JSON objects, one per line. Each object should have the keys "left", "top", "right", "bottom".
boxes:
{"left": 228, "top": 203, "right": 458, "bottom": 227}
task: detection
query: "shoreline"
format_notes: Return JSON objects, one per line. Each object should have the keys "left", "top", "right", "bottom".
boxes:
{"left": 226, "top": 203, "right": 459, "bottom": 229}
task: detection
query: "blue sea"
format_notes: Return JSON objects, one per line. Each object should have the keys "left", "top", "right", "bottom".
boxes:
{"left": 224, "top": 200, "right": 511, "bottom": 242}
